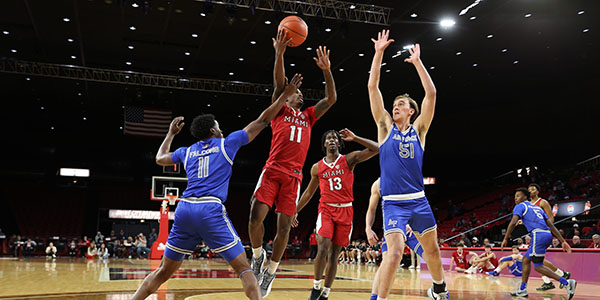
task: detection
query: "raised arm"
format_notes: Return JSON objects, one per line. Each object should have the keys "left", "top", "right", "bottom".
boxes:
{"left": 406, "top": 44, "right": 437, "bottom": 139}
{"left": 339, "top": 128, "right": 379, "bottom": 170}
{"left": 365, "top": 179, "right": 380, "bottom": 246}
{"left": 368, "top": 30, "right": 394, "bottom": 143}
{"left": 313, "top": 46, "right": 337, "bottom": 119}
{"left": 271, "top": 30, "right": 292, "bottom": 103}
{"left": 296, "top": 163, "right": 320, "bottom": 214}
{"left": 245, "top": 74, "right": 303, "bottom": 142}
{"left": 501, "top": 215, "right": 521, "bottom": 249}
{"left": 155, "top": 117, "right": 185, "bottom": 166}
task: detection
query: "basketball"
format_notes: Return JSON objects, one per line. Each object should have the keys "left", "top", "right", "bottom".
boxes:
{"left": 278, "top": 16, "right": 308, "bottom": 47}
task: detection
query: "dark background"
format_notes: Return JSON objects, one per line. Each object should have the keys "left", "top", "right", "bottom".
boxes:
{"left": 0, "top": 0, "right": 598, "bottom": 243}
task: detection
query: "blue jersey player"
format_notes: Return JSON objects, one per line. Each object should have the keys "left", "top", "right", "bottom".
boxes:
{"left": 487, "top": 245, "right": 523, "bottom": 277}
{"left": 367, "top": 29, "right": 446, "bottom": 300}
{"left": 131, "top": 74, "right": 303, "bottom": 300}
{"left": 501, "top": 187, "right": 576, "bottom": 299}
{"left": 366, "top": 178, "right": 426, "bottom": 300}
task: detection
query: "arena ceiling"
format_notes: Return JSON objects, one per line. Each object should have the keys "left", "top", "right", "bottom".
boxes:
{"left": 1, "top": 0, "right": 598, "bottom": 189}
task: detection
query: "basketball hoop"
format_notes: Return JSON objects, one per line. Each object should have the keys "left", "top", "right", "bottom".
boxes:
{"left": 166, "top": 194, "right": 178, "bottom": 206}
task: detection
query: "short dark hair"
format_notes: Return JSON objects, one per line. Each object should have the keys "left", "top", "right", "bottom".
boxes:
{"left": 511, "top": 245, "right": 519, "bottom": 250}
{"left": 516, "top": 187, "right": 530, "bottom": 199}
{"left": 484, "top": 244, "right": 491, "bottom": 249}
{"left": 457, "top": 242, "right": 465, "bottom": 247}
{"left": 190, "top": 114, "right": 216, "bottom": 140}
{"left": 321, "top": 130, "right": 344, "bottom": 154}
{"left": 528, "top": 183, "right": 541, "bottom": 192}
{"left": 394, "top": 94, "right": 420, "bottom": 123}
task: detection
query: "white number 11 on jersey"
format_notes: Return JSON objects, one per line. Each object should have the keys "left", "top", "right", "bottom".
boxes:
{"left": 289, "top": 125, "right": 302, "bottom": 143}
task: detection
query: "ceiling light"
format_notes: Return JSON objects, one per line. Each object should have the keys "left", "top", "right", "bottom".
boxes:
{"left": 403, "top": 45, "right": 414, "bottom": 50}
{"left": 322, "top": 81, "right": 326, "bottom": 84}
{"left": 436, "top": 37, "right": 443, "bottom": 42}
{"left": 349, "top": 5, "right": 356, "bottom": 9}
{"left": 179, "top": 67, "right": 184, "bottom": 71}
{"left": 381, "top": 62, "right": 387, "bottom": 66}
{"left": 440, "top": 19, "right": 456, "bottom": 28}
{"left": 78, "top": 92, "right": 82, "bottom": 96}
{"left": 358, "top": 53, "right": 364, "bottom": 57}
{"left": 339, "top": 68, "right": 344, "bottom": 72}
{"left": 583, "top": 28, "right": 589, "bottom": 33}
{"left": 26, "top": 77, "right": 30, "bottom": 81}
{"left": 487, "top": 34, "right": 493, "bottom": 38}
{"left": 124, "top": 75, "right": 130, "bottom": 79}
{"left": 191, "top": 33, "right": 198, "bottom": 38}
{"left": 83, "top": 117, "right": 87, "bottom": 121}
{"left": 385, "top": 69, "right": 391, "bottom": 73}
{"left": 126, "top": 61, "right": 132, "bottom": 65}
{"left": 63, "top": 18, "right": 70, "bottom": 22}
{"left": 264, "top": 20, "right": 271, "bottom": 25}
{"left": 200, "top": 12, "right": 206, "bottom": 17}
{"left": 470, "top": 16, "right": 476, "bottom": 20}
{"left": 306, "top": 47, "right": 312, "bottom": 51}
{"left": 577, "top": 11, "right": 584, "bottom": 15}
{"left": 120, "top": 126, "right": 123, "bottom": 130}
{"left": 513, "top": 60, "right": 519, "bottom": 64}
{"left": 2, "top": 31, "right": 9, "bottom": 35}
{"left": 430, "top": 66, "right": 435, "bottom": 70}
{"left": 51, "top": 126, "right": 55, "bottom": 130}
{"left": 456, "top": 51, "right": 462, "bottom": 55}
{"left": 207, "top": 104, "right": 211, "bottom": 107}
{"left": 128, "top": 45, "right": 134, "bottom": 49}
{"left": 41, "top": 106, "right": 45, "bottom": 110}
{"left": 129, "top": 26, "right": 136, "bottom": 30}
{"left": 238, "top": 57, "right": 244, "bottom": 61}
{"left": 131, "top": 3, "right": 139, "bottom": 7}
{"left": 185, "top": 52, "right": 191, "bottom": 56}
{"left": 67, "top": 38, "right": 74, "bottom": 42}
{"left": 325, "top": 28, "right": 332, "bottom": 32}
{"left": 411, "top": 13, "right": 417, "bottom": 18}
{"left": 472, "top": 63, "right": 478, "bottom": 67}
{"left": 524, "top": 13, "right": 532, "bottom": 18}
{"left": 11, "top": 49, "right": 17, "bottom": 53}
{"left": 71, "top": 55, "right": 76, "bottom": 59}
{"left": 290, "top": 63, "right": 295, "bottom": 66}
{"left": 502, "top": 48, "right": 508, "bottom": 52}
{"left": 237, "top": 115, "right": 242, "bottom": 118}
{"left": 250, "top": 41, "right": 256, "bottom": 45}
{"left": 229, "top": 72, "right": 234, "bottom": 75}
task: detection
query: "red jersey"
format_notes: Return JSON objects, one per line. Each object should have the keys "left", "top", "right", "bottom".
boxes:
{"left": 452, "top": 250, "right": 470, "bottom": 268}
{"left": 317, "top": 155, "right": 354, "bottom": 204}
{"left": 532, "top": 197, "right": 544, "bottom": 207}
{"left": 264, "top": 105, "right": 318, "bottom": 179}
{"left": 309, "top": 233, "right": 317, "bottom": 246}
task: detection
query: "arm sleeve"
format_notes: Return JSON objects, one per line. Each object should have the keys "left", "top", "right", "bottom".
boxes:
{"left": 224, "top": 130, "right": 250, "bottom": 159}
{"left": 170, "top": 147, "right": 187, "bottom": 164}
{"left": 513, "top": 203, "right": 525, "bottom": 218}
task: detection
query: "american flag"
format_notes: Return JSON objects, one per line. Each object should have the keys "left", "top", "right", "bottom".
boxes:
{"left": 124, "top": 107, "right": 172, "bottom": 137}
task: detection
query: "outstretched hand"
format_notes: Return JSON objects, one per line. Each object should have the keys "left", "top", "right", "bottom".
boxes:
{"left": 168, "top": 117, "right": 185, "bottom": 136}
{"left": 371, "top": 29, "right": 394, "bottom": 52}
{"left": 404, "top": 43, "right": 421, "bottom": 64}
{"left": 339, "top": 128, "right": 356, "bottom": 142}
{"left": 283, "top": 73, "right": 303, "bottom": 94}
{"left": 273, "top": 29, "right": 292, "bottom": 54}
{"left": 313, "top": 46, "right": 331, "bottom": 70}
{"left": 500, "top": 239, "right": 508, "bottom": 251}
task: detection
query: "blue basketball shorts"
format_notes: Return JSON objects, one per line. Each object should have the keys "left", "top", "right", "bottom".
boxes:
{"left": 164, "top": 198, "right": 244, "bottom": 262}
{"left": 382, "top": 197, "right": 437, "bottom": 239}
{"left": 524, "top": 230, "right": 552, "bottom": 266}
{"left": 380, "top": 234, "right": 423, "bottom": 257}
{"left": 508, "top": 262, "right": 523, "bottom": 277}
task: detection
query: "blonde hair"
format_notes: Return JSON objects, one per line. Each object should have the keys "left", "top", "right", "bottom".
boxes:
{"left": 393, "top": 94, "right": 419, "bottom": 123}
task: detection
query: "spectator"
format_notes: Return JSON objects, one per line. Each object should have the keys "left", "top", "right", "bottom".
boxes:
{"left": 439, "top": 238, "right": 449, "bottom": 248}
{"left": 115, "top": 239, "right": 127, "bottom": 258}
{"left": 135, "top": 233, "right": 151, "bottom": 259}
{"left": 308, "top": 229, "right": 318, "bottom": 261}
{"left": 0, "top": 228, "right": 4, "bottom": 239}
{"left": 98, "top": 243, "right": 110, "bottom": 259}
{"left": 10, "top": 235, "right": 23, "bottom": 257}
{"left": 483, "top": 238, "right": 494, "bottom": 248}
{"left": 460, "top": 234, "right": 472, "bottom": 247}
{"left": 524, "top": 235, "right": 531, "bottom": 248}
{"left": 588, "top": 234, "right": 600, "bottom": 249}
{"left": 558, "top": 229, "right": 566, "bottom": 238}
{"left": 45, "top": 242, "right": 57, "bottom": 259}
{"left": 550, "top": 238, "right": 561, "bottom": 248}
{"left": 23, "top": 238, "right": 36, "bottom": 257}
{"left": 118, "top": 229, "right": 127, "bottom": 242}
{"left": 78, "top": 236, "right": 90, "bottom": 257}
{"left": 68, "top": 240, "right": 78, "bottom": 256}
{"left": 516, "top": 237, "right": 527, "bottom": 249}
{"left": 571, "top": 235, "right": 586, "bottom": 248}
{"left": 124, "top": 236, "right": 134, "bottom": 258}
{"left": 148, "top": 228, "right": 158, "bottom": 247}
{"left": 94, "top": 231, "right": 105, "bottom": 245}
{"left": 86, "top": 241, "right": 98, "bottom": 259}
{"left": 471, "top": 237, "right": 480, "bottom": 248}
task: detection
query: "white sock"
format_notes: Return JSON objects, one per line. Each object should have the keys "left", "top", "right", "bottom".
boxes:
{"left": 313, "top": 279, "right": 322, "bottom": 290}
{"left": 252, "top": 247, "right": 263, "bottom": 258}
{"left": 377, "top": 297, "right": 388, "bottom": 300}
{"left": 322, "top": 287, "right": 331, "bottom": 297}
{"left": 555, "top": 269, "right": 564, "bottom": 277}
{"left": 542, "top": 276, "right": 551, "bottom": 284}
{"left": 267, "top": 260, "right": 279, "bottom": 274}
{"left": 494, "top": 267, "right": 501, "bottom": 273}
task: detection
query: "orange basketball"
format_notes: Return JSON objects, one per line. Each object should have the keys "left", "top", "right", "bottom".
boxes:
{"left": 278, "top": 16, "right": 308, "bottom": 47}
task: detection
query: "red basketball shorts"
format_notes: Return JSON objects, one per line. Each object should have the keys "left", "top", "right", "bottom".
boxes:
{"left": 253, "top": 168, "right": 300, "bottom": 216}
{"left": 316, "top": 202, "right": 353, "bottom": 247}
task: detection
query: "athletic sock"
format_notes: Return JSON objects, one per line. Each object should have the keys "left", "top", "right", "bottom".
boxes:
{"left": 313, "top": 279, "right": 322, "bottom": 290}
{"left": 542, "top": 276, "right": 551, "bottom": 284}
{"left": 370, "top": 294, "right": 378, "bottom": 300}
{"left": 377, "top": 297, "right": 387, "bottom": 300}
{"left": 433, "top": 281, "right": 446, "bottom": 294}
{"left": 520, "top": 282, "right": 527, "bottom": 290}
{"left": 322, "top": 287, "right": 331, "bottom": 297}
{"left": 556, "top": 268, "right": 565, "bottom": 277}
{"left": 267, "top": 260, "right": 279, "bottom": 274}
{"left": 252, "top": 247, "right": 263, "bottom": 258}
{"left": 559, "top": 277, "right": 569, "bottom": 287}
{"left": 494, "top": 266, "right": 501, "bottom": 273}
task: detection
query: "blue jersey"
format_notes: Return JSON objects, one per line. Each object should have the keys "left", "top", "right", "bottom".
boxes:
{"left": 379, "top": 124, "right": 425, "bottom": 198}
{"left": 513, "top": 201, "right": 550, "bottom": 233}
{"left": 171, "top": 130, "right": 249, "bottom": 202}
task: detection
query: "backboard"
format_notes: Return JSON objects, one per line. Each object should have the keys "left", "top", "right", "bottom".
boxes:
{"left": 151, "top": 176, "right": 188, "bottom": 203}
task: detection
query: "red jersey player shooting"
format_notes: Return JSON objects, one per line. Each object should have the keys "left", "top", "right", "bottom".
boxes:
{"left": 294, "top": 128, "right": 378, "bottom": 300}
{"left": 249, "top": 29, "right": 338, "bottom": 298}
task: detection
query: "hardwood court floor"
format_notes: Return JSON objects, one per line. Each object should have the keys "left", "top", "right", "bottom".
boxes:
{"left": 0, "top": 257, "right": 598, "bottom": 299}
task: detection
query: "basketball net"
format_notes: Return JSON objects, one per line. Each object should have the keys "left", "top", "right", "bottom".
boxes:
{"left": 166, "top": 194, "right": 178, "bottom": 206}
